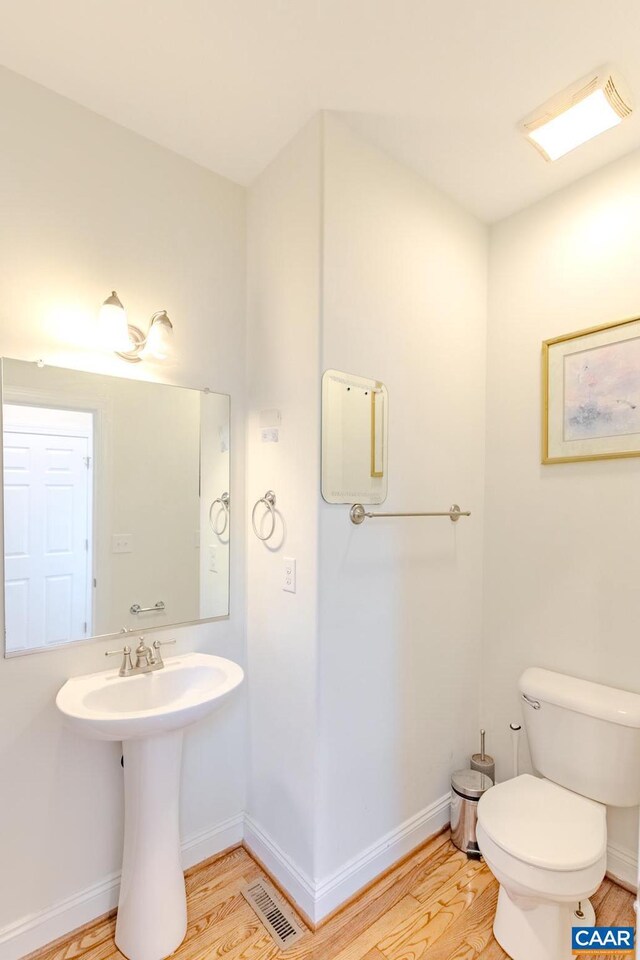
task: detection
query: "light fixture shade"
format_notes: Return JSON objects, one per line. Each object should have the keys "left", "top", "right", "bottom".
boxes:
{"left": 143, "top": 311, "right": 174, "bottom": 360}
{"left": 522, "top": 68, "right": 633, "bottom": 162}
{"left": 99, "top": 291, "right": 131, "bottom": 352}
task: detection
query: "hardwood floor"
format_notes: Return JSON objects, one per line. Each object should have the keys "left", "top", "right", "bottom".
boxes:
{"left": 30, "top": 831, "right": 635, "bottom": 960}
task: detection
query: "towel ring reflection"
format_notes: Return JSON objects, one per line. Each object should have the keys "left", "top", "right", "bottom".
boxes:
{"left": 209, "top": 492, "right": 230, "bottom": 536}
{"left": 252, "top": 490, "right": 276, "bottom": 541}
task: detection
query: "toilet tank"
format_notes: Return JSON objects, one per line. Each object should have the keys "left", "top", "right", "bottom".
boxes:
{"left": 520, "top": 667, "right": 640, "bottom": 806}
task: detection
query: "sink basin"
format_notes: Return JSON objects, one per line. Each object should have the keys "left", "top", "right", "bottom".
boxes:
{"left": 56, "top": 650, "right": 244, "bottom": 960}
{"left": 56, "top": 652, "right": 244, "bottom": 740}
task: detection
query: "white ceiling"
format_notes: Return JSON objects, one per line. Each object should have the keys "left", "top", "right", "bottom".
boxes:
{"left": 1, "top": 0, "right": 640, "bottom": 222}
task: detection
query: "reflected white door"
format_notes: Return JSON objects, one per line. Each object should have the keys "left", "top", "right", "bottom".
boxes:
{"left": 4, "top": 431, "right": 92, "bottom": 649}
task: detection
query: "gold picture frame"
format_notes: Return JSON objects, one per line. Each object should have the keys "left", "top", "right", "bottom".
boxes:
{"left": 370, "top": 386, "right": 384, "bottom": 478}
{"left": 542, "top": 315, "right": 640, "bottom": 464}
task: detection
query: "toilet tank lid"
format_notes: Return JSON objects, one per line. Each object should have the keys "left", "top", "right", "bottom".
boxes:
{"left": 519, "top": 668, "right": 640, "bottom": 728}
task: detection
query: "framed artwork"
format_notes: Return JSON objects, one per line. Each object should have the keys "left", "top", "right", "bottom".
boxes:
{"left": 542, "top": 316, "right": 640, "bottom": 464}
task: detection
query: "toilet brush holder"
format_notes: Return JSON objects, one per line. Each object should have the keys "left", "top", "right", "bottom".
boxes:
{"left": 471, "top": 753, "right": 495, "bottom": 781}
{"left": 470, "top": 729, "right": 495, "bottom": 783}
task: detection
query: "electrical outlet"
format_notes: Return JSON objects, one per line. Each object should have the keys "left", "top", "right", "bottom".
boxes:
{"left": 283, "top": 557, "right": 296, "bottom": 593}
{"left": 112, "top": 534, "right": 133, "bottom": 554}
{"left": 208, "top": 546, "right": 217, "bottom": 573}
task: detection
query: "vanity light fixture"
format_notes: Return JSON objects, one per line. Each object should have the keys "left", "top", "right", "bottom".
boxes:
{"left": 522, "top": 67, "right": 633, "bottom": 162}
{"left": 98, "top": 291, "right": 130, "bottom": 353}
{"left": 99, "top": 291, "right": 174, "bottom": 362}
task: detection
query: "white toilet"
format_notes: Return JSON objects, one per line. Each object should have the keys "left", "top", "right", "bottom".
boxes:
{"left": 477, "top": 667, "right": 640, "bottom": 960}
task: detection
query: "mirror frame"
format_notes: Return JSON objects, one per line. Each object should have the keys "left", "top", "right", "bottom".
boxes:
{"left": 1, "top": 359, "right": 232, "bottom": 658}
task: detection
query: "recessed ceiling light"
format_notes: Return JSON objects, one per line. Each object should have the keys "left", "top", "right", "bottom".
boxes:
{"left": 522, "top": 67, "right": 633, "bottom": 162}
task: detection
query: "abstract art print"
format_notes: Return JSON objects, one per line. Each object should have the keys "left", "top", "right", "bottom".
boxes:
{"left": 543, "top": 317, "right": 640, "bottom": 463}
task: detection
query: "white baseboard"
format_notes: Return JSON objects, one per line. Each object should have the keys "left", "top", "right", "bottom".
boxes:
{"left": 607, "top": 841, "right": 638, "bottom": 891}
{"left": 313, "top": 793, "right": 450, "bottom": 921}
{"left": 0, "top": 871, "right": 121, "bottom": 960}
{"left": 0, "top": 813, "right": 244, "bottom": 960}
{"left": 3, "top": 801, "right": 633, "bottom": 960}
{"left": 1, "top": 799, "right": 450, "bottom": 958}
{"left": 244, "top": 793, "right": 451, "bottom": 925}
{"left": 243, "top": 815, "right": 318, "bottom": 921}
{"left": 312, "top": 793, "right": 451, "bottom": 923}
{"left": 181, "top": 813, "right": 244, "bottom": 872}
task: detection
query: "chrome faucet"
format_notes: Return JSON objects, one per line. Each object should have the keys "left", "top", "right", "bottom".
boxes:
{"left": 105, "top": 637, "right": 176, "bottom": 676}
{"left": 134, "top": 637, "right": 154, "bottom": 670}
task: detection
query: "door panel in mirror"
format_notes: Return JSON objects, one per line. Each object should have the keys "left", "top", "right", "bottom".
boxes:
{"left": 1, "top": 359, "right": 230, "bottom": 655}
{"left": 321, "top": 369, "right": 388, "bottom": 504}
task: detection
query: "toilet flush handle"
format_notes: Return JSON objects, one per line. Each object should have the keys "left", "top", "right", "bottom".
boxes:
{"left": 522, "top": 693, "right": 541, "bottom": 710}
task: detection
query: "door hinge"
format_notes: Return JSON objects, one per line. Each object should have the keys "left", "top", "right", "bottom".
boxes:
{"left": 85, "top": 539, "right": 89, "bottom": 551}
{"left": 93, "top": 578, "right": 97, "bottom": 588}
{"left": 83, "top": 456, "right": 91, "bottom": 469}
{"left": 83, "top": 621, "right": 87, "bottom": 633}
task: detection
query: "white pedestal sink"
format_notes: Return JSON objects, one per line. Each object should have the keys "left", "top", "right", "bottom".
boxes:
{"left": 56, "top": 652, "right": 244, "bottom": 960}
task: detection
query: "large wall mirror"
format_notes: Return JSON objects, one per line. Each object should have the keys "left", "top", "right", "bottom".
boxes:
{"left": 1, "top": 359, "right": 230, "bottom": 656}
{"left": 321, "top": 369, "right": 388, "bottom": 504}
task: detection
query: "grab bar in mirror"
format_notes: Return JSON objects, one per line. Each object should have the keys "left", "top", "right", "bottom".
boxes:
{"left": 130, "top": 601, "right": 166, "bottom": 615}
{"left": 350, "top": 503, "right": 470, "bottom": 525}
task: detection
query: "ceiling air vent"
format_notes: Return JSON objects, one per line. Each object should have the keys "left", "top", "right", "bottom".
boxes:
{"left": 242, "top": 879, "right": 306, "bottom": 949}
{"left": 521, "top": 65, "right": 633, "bottom": 161}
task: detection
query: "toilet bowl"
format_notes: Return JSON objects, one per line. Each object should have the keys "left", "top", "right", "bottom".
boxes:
{"left": 476, "top": 668, "right": 640, "bottom": 960}
{"left": 477, "top": 775, "right": 606, "bottom": 960}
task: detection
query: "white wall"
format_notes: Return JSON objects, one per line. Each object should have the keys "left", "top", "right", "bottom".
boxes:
{"left": 245, "top": 114, "right": 487, "bottom": 922}
{"left": 316, "top": 115, "right": 488, "bottom": 885}
{"left": 0, "top": 66, "right": 246, "bottom": 956}
{"left": 245, "top": 116, "right": 322, "bottom": 885}
{"left": 484, "top": 148, "right": 640, "bottom": 883}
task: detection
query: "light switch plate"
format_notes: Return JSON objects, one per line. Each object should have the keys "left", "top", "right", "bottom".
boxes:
{"left": 283, "top": 557, "right": 296, "bottom": 593}
{"left": 112, "top": 534, "right": 133, "bottom": 554}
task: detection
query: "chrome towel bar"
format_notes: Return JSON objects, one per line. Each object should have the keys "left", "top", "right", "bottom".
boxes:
{"left": 350, "top": 503, "right": 471, "bottom": 525}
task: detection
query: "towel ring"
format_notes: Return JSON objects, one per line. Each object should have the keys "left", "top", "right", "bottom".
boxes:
{"left": 209, "top": 492, "right": 230, "bottom": 536}
{"left": 252, "top": 490, "right": 276, "bottom": 541}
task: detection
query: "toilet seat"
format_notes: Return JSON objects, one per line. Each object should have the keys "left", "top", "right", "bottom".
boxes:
{"left": 478, "top": 774, "right": 606, "bottom": 870}
{"left": 477, "top": 775, "right": 607, "bottom": 904}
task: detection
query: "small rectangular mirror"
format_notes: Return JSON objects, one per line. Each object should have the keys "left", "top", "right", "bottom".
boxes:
{"left": 321, "top": 369, "right": 388, "bottom": 504}
{"left": 2, "top": 359, "right": 230, "bottom": 655}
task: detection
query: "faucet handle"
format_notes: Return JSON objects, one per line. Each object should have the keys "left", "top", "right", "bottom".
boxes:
{"left": 105, "top": 645, "right": 134, "bottom": 676}
{"left": 152, "top": 638, "right": 176, "bottom": 665}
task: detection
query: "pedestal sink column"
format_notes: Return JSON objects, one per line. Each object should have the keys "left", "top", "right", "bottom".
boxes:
{"left": 55, "top": 654, "right": 244, "bottom": 959}
{"left": 116, "top": 730, "right": 187, "bottom": 960}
